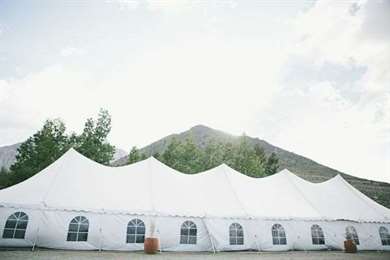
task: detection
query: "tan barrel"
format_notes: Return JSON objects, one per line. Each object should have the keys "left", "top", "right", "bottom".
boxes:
{"left": 344, "top": 239, "right": 357, "bottom": 253}
{"left": 144, "top": 237, "right": 160, "bottom": 254}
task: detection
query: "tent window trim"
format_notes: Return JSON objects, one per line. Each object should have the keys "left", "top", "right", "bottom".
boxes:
{"left": 180, "top": 220, "right": 197, "bottom": 245}
{"left": 2, "top": 212, "right": 28, "bottom": 239}
{"left": 272, "top": 223, "right": 287, "bottom": 245}
{"left": 67, "top": 216, "right": 89, "bottom": 242}
{"left": 126, "top": 218, "right": 145, "bottom": 244}
{"left": 379, "top": 226, "right": 390, "bottom": 246}
{"left": 345, "top": 226, "right": 359, "bottom": 245}
{"left": 229, "top": 223, "right": 244, "bottom": 245}
{"left": 311, "top": 224, "right": 325, "bottom": 245}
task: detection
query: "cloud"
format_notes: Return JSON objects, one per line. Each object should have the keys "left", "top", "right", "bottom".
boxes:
{"left": 60, "top": 47, "right": 86, "bottom": 57}
{"left": 0, "top": 0, "right": 388, "bottom": 182}
{"left": 106, "top": 0, "right": 140, "bottom": 10}
{"left": 258, "top": 0, "right": 390, "bottom": 182}
{"left": 0, "top": 34, "right": 286, "bottom": 147}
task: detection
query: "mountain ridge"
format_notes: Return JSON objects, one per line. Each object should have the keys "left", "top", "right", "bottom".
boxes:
{"left": 1, "top": 125, "right": 389, "bottom": 208}
{"left": 0, "top": 143, "right": 21, "bottom": 170}
{"left": 113, "top": 124, "right": 390, "bottom": 208}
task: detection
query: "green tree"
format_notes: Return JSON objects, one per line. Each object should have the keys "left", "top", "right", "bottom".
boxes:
{"left": 158, "top": 136, "right": 279, "bottom": 178}
{"left": 202, "top": 139, "right": 225, "bottom": 170}
{"left": 128, "top": 146, "right": 146, "bottom": 164}
{"left": 229, "top": 135, "right": 263, "bottom": 177}
{"left": 9, "top": 119, "right": 71, "bottom": 184}
{"left": 161, "top": 138, "right": 181, "bottom": 169}
{"left": 152, "top": 152, "right": 160, "bottom": 159}
{"left": 178, "top": 138, "right": 203, "bottom": 173}
{"left": 265, "top": 152, "right": 279, "bottom": 175}
{"left": 74, "top": 109, "right": 115, "bottom": 165}
{"left": 0, "top": 167, "right": 12, "bottom": 188}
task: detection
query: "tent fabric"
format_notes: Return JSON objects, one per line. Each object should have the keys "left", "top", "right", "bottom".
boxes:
{"left": 0, "top": 148, "right": 389, "bottom": 251}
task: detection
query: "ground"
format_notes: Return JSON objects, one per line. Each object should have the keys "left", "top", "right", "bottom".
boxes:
{"left": 0, "top": 249, "right": 389, "bottom": 260}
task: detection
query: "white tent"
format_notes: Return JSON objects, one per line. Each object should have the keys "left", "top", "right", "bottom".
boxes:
{"left": 0, "top": 148, "right": 389, "bottom": 251}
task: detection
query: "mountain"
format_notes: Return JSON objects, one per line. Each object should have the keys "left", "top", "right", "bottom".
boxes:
{"left": 0, "top": 143, "right": 126, "bottom": 171}
{"left": 113, "top": 125, "right": 390, "bottom": 208}
{"left": 0, "top": 143, "right": 20, "bottom": 171}
{"left": 112, "top": 148, "right": 127, "bottom": 162}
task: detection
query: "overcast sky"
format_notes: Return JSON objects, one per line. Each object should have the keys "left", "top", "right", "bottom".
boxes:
{"left": 0, "top": 0, "right": 389, "bottom": 182}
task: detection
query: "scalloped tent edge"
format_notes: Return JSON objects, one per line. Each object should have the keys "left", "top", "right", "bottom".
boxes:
{"left": 0, "top": 148, "right": 389, "bottom": 252}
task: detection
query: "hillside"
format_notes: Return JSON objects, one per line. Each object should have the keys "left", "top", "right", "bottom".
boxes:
{"left": 114, "top": 125, "right": 390, "bottom": 208}
{"left": 0, "top": 143, "right": 20, "bottom": 171}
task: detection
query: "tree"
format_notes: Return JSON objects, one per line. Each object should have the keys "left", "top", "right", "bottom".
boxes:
{"left": 128, "top": 146, "right": 146, "bottom": 164}
{"left": 9, "top": 119, "right": 71, "bottom": 184}
{"left": 161, "top": 138, "right": 181, "bottom": 169}
{"left": 3, "top": 109, "right": 116, "bottom": 187}
{"left": 152, "top": 152, "right": 160, "bottom": 159}
{"left": 74, "top": 109, "right": 115, "bottom": 165}
{"left": 158, "top": 135, "right": 279, "bottom": 178}
{"left": 178, "top": 138, "right": 203, "bottom": 174}
{"left": 202, "top": 139, "right": 225, "bottom": 170}
{"left": 265, "top": 152, "right": 279, "bottom": 175}
{"left": 0, "top": 167, "right": 12, "bottom": 188}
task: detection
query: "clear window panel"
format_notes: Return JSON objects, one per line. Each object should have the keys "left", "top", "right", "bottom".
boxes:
{"left": 180, "top": 235, "right": 187, "bottom": 244}
{"left": 68, "top": 223, "right": 79, "bottom": 232}
{"left": 14, "top": 230, "right": 25, "bottom": 239}
{"left": 78, "top": 232, "right": 88, "bottom": 241}
{"left": 189, "top": 236, "right": 197, "bottom": 244}
{"left": 127, "top": 234, "right": 136, "bottom": 243}
{"left": 2, "top": 229, "right": 14, "bottom": 239}
{"left": 127, "top": 226, "right": 136, "bottom": 234}
{"left": 136, "top": 235, "right": 145, "bottom": 243}
{"left": 78, "top": 224, "right": 89, "bottom": 232}
{"left": 189, "top": 228, "right": 197, "bottom": 236}
{"left": 137, "top": 226, "right": 145, "bottom": 234}
{"left": 5, "top": 220, "right": 17, "bottom": 229}
{"left": 67, "top": 232, "right": 77, "bottom": 241}
{"left": 16, "top": 221, "right": 27, "bottom": 229}
{"left": 183, "top": 229, "right": 191, "bottom": 236}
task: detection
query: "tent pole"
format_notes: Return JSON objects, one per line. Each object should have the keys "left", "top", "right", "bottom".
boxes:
{"left": 32, "top": 226, "right": 39, "bottom": 252}
{"left": 98, "top": 211, "right": 104, "bottom": 252}
{"left": 252, "top": 219, "right": 261, "bottom": 252}
{"left": 202, "top": 217, "right": 216, "bottom": 254}
{"left": 99, "top": 227, "right": 102, "bottom": 252}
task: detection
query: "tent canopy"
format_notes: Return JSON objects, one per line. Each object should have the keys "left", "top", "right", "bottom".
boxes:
{"left": 0, "top": 148, "right": 389, "bottom": 223}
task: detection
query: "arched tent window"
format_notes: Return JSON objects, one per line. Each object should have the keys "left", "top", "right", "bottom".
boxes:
{"left": 379, "top": 226, "right": 390, "bottom": 246}
{"left": 67, "top": 216, "right": 89, "bottom": 242}
{"left": 345, "top": 226, "right": 359, "bottom": 245}
{"left": 272, "top": 224, "right": 287, "bottom": 245}
{"left": 180, "top": 221, "right": 197, "bottom": 244}
{"left": 229, "top": 223, "right": 244, "bottom": 245}
{"left": 311, "top": 224, "right": 325, "bottom": 245}
{"left": 126, "top": 218, "right": 145, "bottom": 243}
{"left": 2, "top": 212, "right": 28, "bottom": 239}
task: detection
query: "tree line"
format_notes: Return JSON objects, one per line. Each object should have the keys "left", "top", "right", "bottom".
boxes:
{"left": 128, "top": 136, "right": 279, "bottom": 177}
{"left": 0, "top": 109, "right": 115, "bottom": 187}
{"left": 0, "top": 110, "right": 279, "bottom": 188}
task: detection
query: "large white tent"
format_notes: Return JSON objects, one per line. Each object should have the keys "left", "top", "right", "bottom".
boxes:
{"left": 0, "top": 148, "right": 389, "bottom": 251}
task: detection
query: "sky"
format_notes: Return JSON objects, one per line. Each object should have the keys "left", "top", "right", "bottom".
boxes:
{"left": 0, "top": 0, "right": 389, "bottom": 182}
